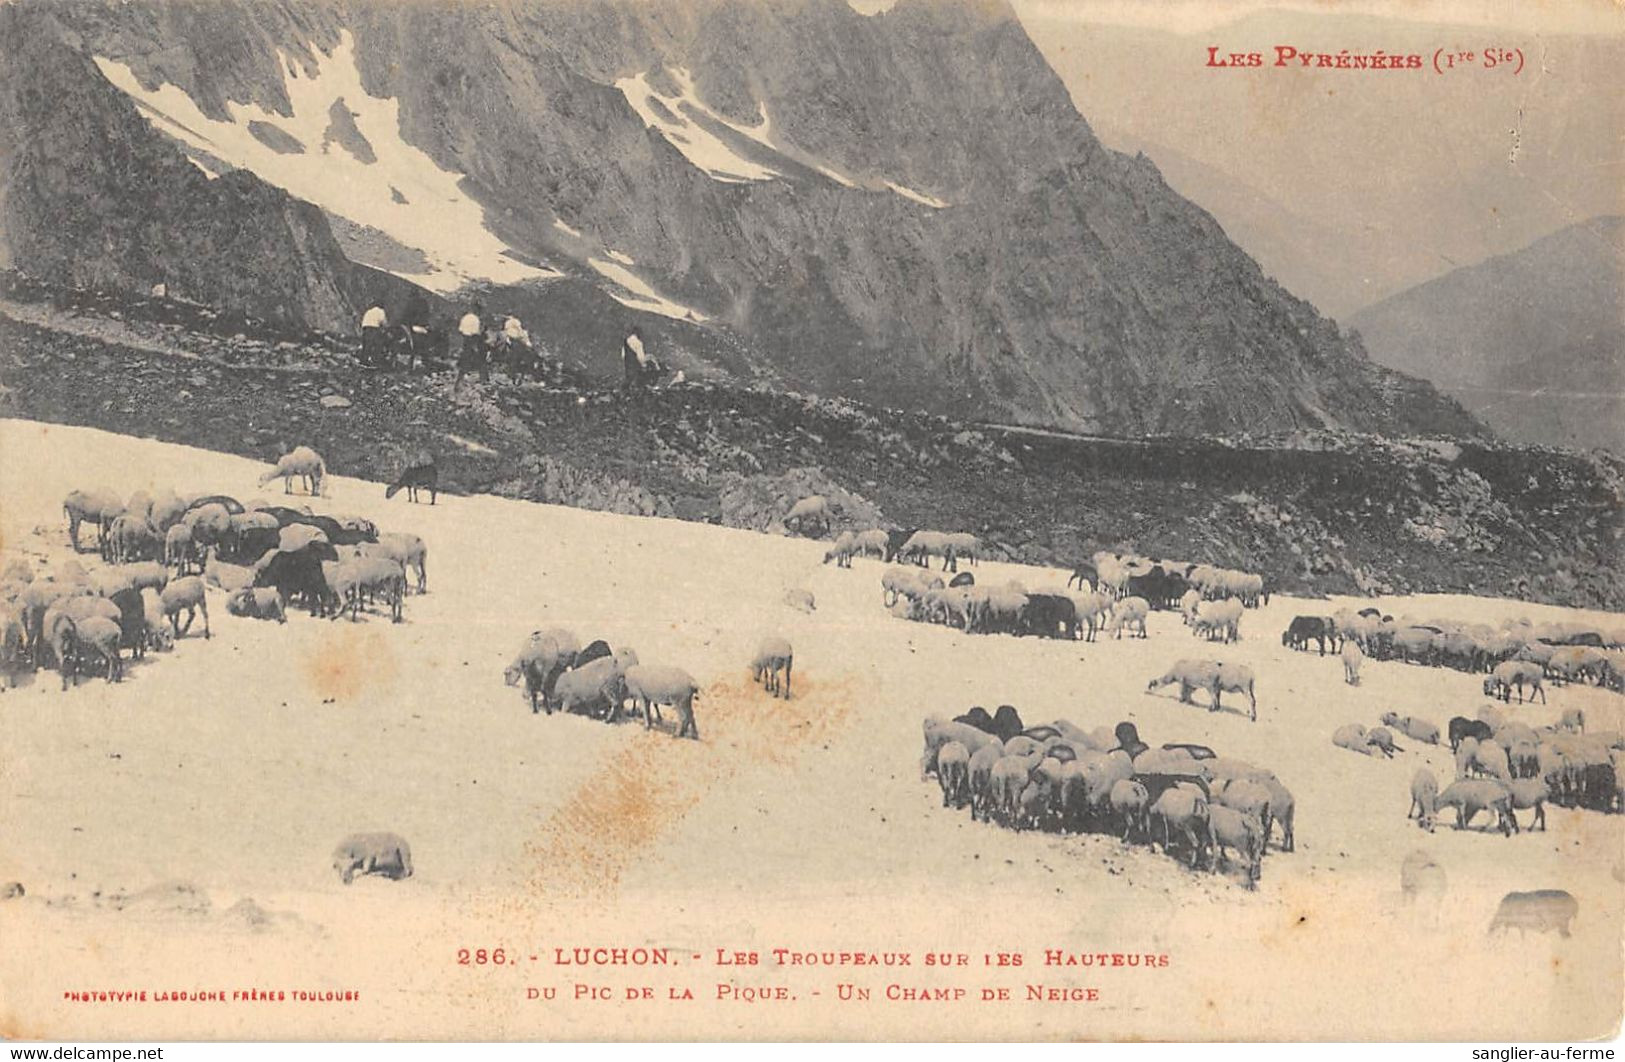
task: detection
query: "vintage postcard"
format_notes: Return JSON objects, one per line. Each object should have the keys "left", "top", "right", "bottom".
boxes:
{"left": 0, "top": 0, "right": 1620, "bottom": 1044}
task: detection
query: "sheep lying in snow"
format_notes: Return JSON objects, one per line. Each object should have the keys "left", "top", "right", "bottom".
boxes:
{"left": 204, "top": 546, "right": 256, "bottom": 593}
{"left": 623, "top": 664, "right": 701, "bottom": 739}
{"left": 1408, "top": 768, "right": 1439, "bottom": 830}
{"left": 1334, "top": 724, "right": 1378, "bottom": 756}
{"left": 1380, "top": 713, "right": 1440, "bottom": 745}
{"left": 1365, "top": 726, "right": 1401, "bottom": 758}
{"left": 160, "top": 576, "right": 210, "bottom": 640}
{"left": 226, "top": 587, "right": 287, "bottom": 624}
{"left": 332, "top": 832, "right": 413, "bottom": 885}
{"left": 782, "top": 588, "right": 816, "bottom": 614}
{"left": 260, "top": 446, "right": 327, "bottom": 496}
{"left": 751, "top": 636, "right": 793, "bottom": 698}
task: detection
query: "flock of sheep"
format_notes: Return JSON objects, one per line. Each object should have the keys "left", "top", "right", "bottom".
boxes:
{"left": 921, "top": 709, "right": 1293, "bottom": 888}
{"left": 1283, "top": 608, "right": 1625, "bottom": 693}
{"left": 0, "top": 446, "right": 428, "bottom": 691}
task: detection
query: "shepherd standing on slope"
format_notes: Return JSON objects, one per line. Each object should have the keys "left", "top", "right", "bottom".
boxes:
{"left": 360, "top": 303, "right": 388, "bottom": 368}
{"left": 455, "top": 301, "right": 488, "bottom": 389}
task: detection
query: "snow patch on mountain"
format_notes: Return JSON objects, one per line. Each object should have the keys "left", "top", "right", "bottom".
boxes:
{"left": 587, "top": 257, "right": 707, "bottom": 322}
{"left": 615, "top": 68, "right": 779, "bottom": 183}
{"left": 94, "top": 31, "right": 554, "bottom": 294}
{"left": 885, "top": 181, "right": 948, "bottom": 209}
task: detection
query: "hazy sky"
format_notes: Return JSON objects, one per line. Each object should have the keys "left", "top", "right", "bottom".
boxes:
{"left": 1010, "top": 1, "right": 1623, "bottom": 307}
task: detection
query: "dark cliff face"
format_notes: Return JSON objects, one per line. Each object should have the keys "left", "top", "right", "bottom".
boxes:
{"left": 0, "top": 7, "right": 372, "bottom": 334}
{"left": 2, "top": 0, "right": 1485, "bottom": 438}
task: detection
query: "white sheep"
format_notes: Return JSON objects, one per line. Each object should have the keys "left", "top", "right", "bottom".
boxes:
{"left": 260, "top": 446, "right": 327, "bottom": 496}
{"left": 140, "top": 589, "right": 175, "bottom": 651}
{"left": 775, "top": 587, "right": 814, "bottom": 615}
{"left": 377, "top": 532, "right": 429, "bottom": 594}
{"left": 853, "top": 529, "right": 889, "bottom": 560}
{"left": 1109, "top": 596, "right": 1150, "bottom": 639}
{"left": 822, "top": 532, "right": 858, "bottom": 568}
{"left": 751, "top": 636, "right": 793, "bottom": 698}
{"left": 783, "top": 495, "right": 830, "bottom": 536}
{"left": 1192, "top": 597, "right": 1243, "bottom": 643}
{"left": 204, "top": 546, "right": 256, "bottom": 593}
{"left": 553, "top": 656, "right": 630, "bottom": 718}
{"left": 623, "top": 663, "right": 701, "bottom": 739}
{"left": 70, "top": 614, "right": 125, "bottom": 682}
{"left": 164, "top": 523, "right": 196, "bottom": 573}
{"left": 1408, "top": 768, "right": 1439, "bottom": 831}
{"left": 160, "top": 576, "right": 210, "bottom": 640}
{"left": 504, "top": 629, "right": 580, "bottom": 714}
{"left": 331, "top": 832, "right": 413, "bottom": 885}
{"left": 1333, "top": 724, "right": 1376, "bottom": 756}
{"left": 226, "top": 587, "right": 287, "bottom": 624}
{"left": 1209, "top": 804, "right": 1263, "bottom": 886}
{"left": 1341, "top": 639, "right": 1364, "bottom": 685}
{"left": 967, "top": 740, "right": 1006, "bottom": 821}
{"left": 937, "top": 741, "right": 971, "bottom": 808}
{"left": 1108, "top": 778, "right": 1150, "bottom": 842}
{"left": 945, "top": 533, "right": 981, "bottom": 567}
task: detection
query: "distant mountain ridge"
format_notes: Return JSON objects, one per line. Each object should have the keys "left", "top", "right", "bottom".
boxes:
{"left": 0, "top": 0, "right": 1483, "bottom": 439}
{"left": 1350, "top": 216, "right": 1624, "bottom": 451}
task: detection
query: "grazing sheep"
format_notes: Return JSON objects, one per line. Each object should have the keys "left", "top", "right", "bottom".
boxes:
{"left": 937, "top": 741, "right": 971, "bottom": 808}
{"left": 1108, "top": 779, "right": 1150, "bottom": 842}
{"left": 1380, "top": 713, "right": 1440, "bottom": 745}
{"left": 1400, "top": 849, "right": 1447, "bottom": 904}
{"left": 260, "top": 446, "right": 327, "bottom": 496}
{"left": 1436, "top": 779, "right": 1514, "bottom": 835}
{"left": 331, "top": 833, "right": 413, "bottom": 885}
{"left": 69, "top": 615, "right": 124, "bottom": 682}
{"left": 1483, "top": 660, "right": 1547, "bottom": 704}
{"left": 63, "top": 488, "right": 122, "bottom": 553}
{"left": 751, "top": 636, "right": 793, "bottom": 698}
{"left": 1560, "top": 708, "right": 1585, "bottom": 733}
{"left": 1212, "top": 778, "right": 1274, "bottom": 845}
{"left": 1505, "top": 778, "right": 1549, "bottom": 831}
{"left": 1261, "top": 778, "right": 1296, "bottom": 853}
{"left": 504, "top": 629, "right": 580, "bottom": 714}
{"left": 1149, "top": 785, "right": 1213, "bottom": 869}
{"left": 553, "top": 656, "right": 630, "bottom": 718}
{"left": 164, "top": 523, "right": 196, "bottom": 574}
{"left": 140, "top": 589, "right": 175, "bottom": 652}
{"left": 1213, "top": 662, "right": 1257, "bottom": 721}
{"left": 853, "top": 529, "right": 890, "bottom": 560}
{"left": 1409, "top": 768, "right": 1439, "bottom": 831}
{"left": 1448, "top": 716, "right": 1493, "bottom": 753}
{"left": 1110, "top": 596, "right": 1150, "bottom": 639}
{"left": 1472, "top": 741, "right": 1512, "bottom": 782}
{"left": 1341, "top": 639, "right": 1364, "bottom": 685}
{"left": 967, "top": 740, "right": 1006, "bottom": 821}
{"left": 226, "top": 587, "right": 287, "bottom": 624}
{"left": 1454, "top": 736, "right": 1480, "bottom": 780}
{"left": 922, "top": 718, "right": 1005, "bottom": 778}
{"left": 107, "top": 514, "right": 161, "bottom": 565}
{"left": 376, "top": 532, "right": 428, "bottom": 594}
{"left": 783, "top": 495, "right": 831, "bottom": 536}
{"left": 385, "top": 453, "right": 438, "bottom": 505}
{"left": 1192, "top": 598, "right": 1243, "bottom": 644}
{"left": 623, "top": 663, "right": 701, "bottom": 739}
{"left": 1487, "top": 890, "right": 1576, "bottom": 938}
{"left": 159, "top": 577, "right": 210, "bottom": 640}
{"left": 822, "top": 532, "right": 858, "bottom": 568}
{"left": 945, "top": 533, "right": 981, "bottom": 568}
{"left": 1208, "top": 804, "right": 1263, "bottom": 886}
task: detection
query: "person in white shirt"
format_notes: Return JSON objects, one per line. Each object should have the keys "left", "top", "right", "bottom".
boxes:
{"left": 360, "top": 305, "right": 389, "bottom": 368}
{"left": 454, "top": 302, "right": 488, "bottom": 389}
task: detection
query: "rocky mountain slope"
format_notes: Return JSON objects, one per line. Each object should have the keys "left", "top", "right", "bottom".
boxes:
{"left": 1351, "top": 217, "right": 1624, "bottom": 452}
{"left": 1, "top": 277, "right": 1615, "bottom": 608}
{"left": 0, "top": 0, "right": 1482, "bottom": 438}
